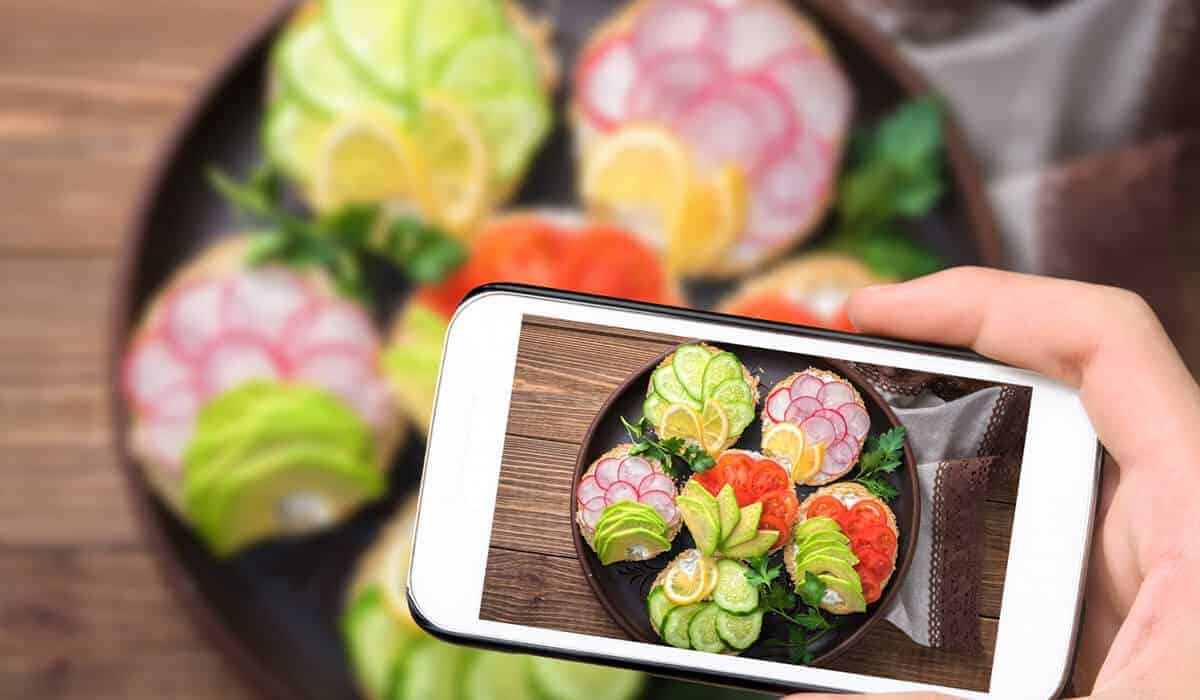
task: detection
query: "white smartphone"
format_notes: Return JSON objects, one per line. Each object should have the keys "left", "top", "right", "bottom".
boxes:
{"left": 408, "top": 285, "right": 1101, "bottom": 699}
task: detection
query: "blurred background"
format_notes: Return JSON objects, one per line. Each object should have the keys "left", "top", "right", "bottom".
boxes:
{"left": 1, "top": 0, "right": 1198, "bottom": 698}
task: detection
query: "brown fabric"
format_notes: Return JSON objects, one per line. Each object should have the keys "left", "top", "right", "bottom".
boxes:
{"left": 1036, "top": 131, "right": 1200, "bottom": 375}
{"left": 852, "top": 361, "right": 997, "bottom": 400}
{"left": 848, "top": 0, "right": 989, "bottom": 40}
{"left": 978, "top": 384, "right": 1032, "bottom": 484}
{"left": 1142, "top": 0, "right": 1200, "bottom": 136}
{"left": 928, "top": 457, "right": 995, "bottom": 652}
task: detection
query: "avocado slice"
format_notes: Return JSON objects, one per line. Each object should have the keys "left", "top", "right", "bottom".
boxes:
{"left": 383, "top": 303, "right": 449, "bottom": 432}
{"left": 795, "top": 541, "right": 858, "bottom": 566}
{"left": 797, "top": 530, "right": 851, "bottom": 550}
{"left": 794, "top": 517, "right": 843, "bottom": 541}
{"left": 716, "top": 484, "right": 740, "bottom": 541}
{"left": 341, "top": 585, "right": 415, "bottom": 699}
{"left": 597, "top": 527, "right": 671, "bottom": 565}
{"left": 198, "top": 443, "right": 383, "bottom": 556}
{"left": 818, "top": 575, "right": 868, "bottom": 614}
{"left": 683, "top": 479, "right": 720, "bottom": 513}
{"left": 597, "top": 501, "right": 661, "bottom": 521}
{"left": 721, "top": 502, "right": 762, "bottom": 548}
{"left": 796, "top": 555, "right": 862, "bottom": 591}
{"left": 676, "top": 495, "right": 721, "bottom": 556}
{"left": 720, "top": 530, "right": 778, "bottom": 559}
{"left": 594, "top": 510, "right": 667, "bottom": 548}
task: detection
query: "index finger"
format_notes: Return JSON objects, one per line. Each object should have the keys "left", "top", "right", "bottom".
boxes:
{"left": 845, "top": 267, "right": 1200, "bottom": 467}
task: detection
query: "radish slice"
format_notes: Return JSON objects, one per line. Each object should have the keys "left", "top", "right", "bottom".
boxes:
{"left": 576, "top": 34, "right": 638, "bottom": 130}
{"left": 637, "top": 472, "right": 674, "bottom": 496}
{"left": 676, "top": 83, "right": 771, "bottom": 174}
{"left": 594, "top": 458, "right": 621, "bottom": 489}
{"left": 784, "top": 396, "right": 822, "bottom": 424}
{"left": 759, "top": 132, "right": 833, "bottom": 214}
{"left": 743, "top": 185, "right": 808, "bottom": 245}
{"left": 199, "top": 335, "right": 282, "bottom": 397}
{"left": 638, "top": 490, "right": 678, "bottom": 524}
{"left": 285, "top": 301, "right": 378, "bottom": 359}
{"left": 618, "top": 456, "right": 654, "bottom": 485}
{"left": 800, "top": 415, "right": 837, "bottom": 446}
{"left": 123, "top": 334, "right": 193, "bottom": 412}
{"left": 605, "top": 481, "right": 639, "bottom": 505}
{"left": 582, "top": 498, "right": 605, "bottom": 529}
{"left": 162, "top": 278, "right": 228, "bottom": 360}
{"left": 838, "top": 403, "right": 871, "bottom": 440}
{"left": 764, "top": 49, "right": 852, "bottom": 144}
{"left": 817, "top": 381, "right": 856, "bottom": 408}
{"left": 134, "top": 416, "right": 194, "bottom": 471}
{"left": 146, "top": 380, "right": 202, "bottom": 420}
{"left": 716, "top": 1, "right": 813, "bottom": 71}
{"left": 813, "top": 408, "right": 847, "bottom": 440}
{"left": 627, "top": 51, "right": 724, "bottom": 122}
{"left": 789, "top": 374, "right": 824, "bottom": 399}
{"left": 766, "top": 386, "right": 793, "bottom": 421}
{"left": 578, "top": 475, "right": 605, "bottom": 504}
{"left": 222, "top": 268, "right": 311, "bottom": 342}
{"left": 633, "top": 0, "right": 721, "bottom": 59}
{"left": 824, "top": 438, "right": 857, "bottom": 474}
{"left": 291, "top": 344, "right": 374, "bottom": 407}
{"left": 715, "top": 77, "right": 798, "bottom": 161}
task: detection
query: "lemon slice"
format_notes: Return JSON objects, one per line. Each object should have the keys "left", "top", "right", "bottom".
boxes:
{"left": 313, "top": 111, "right": 428, "bottom": 212}
{"left": 699, "top": 554, "right": 720, "bottom": 600}
{"left": 658, "top": 403, "right": 703, "bottom": 445}
{"left": 763, "top": 422, "right": 808, "bottom": 473}
{"left": 581, "top": 125, "right": 690, "bottom": 243}
{"left": 379, "top": 520, "right": 422, "bottom": 633}
{"left": 668, "top": 165, "right": 746, "bottom": 275}
{"left": 663, "top": 550, "right": 709, "bottom": 605}
{"left": 699, "top": 400, "right": 729, "bottom": 453}
{"left": 791, "top": 442, "right": 825, "bottom": 484}
{"left": 413, "top": 93, "right": 490, "bottom": 237}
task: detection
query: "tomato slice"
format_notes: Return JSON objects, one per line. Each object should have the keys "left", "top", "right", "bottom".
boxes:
{"left": 806, "top": 495, "right": 848, "bottom": 522}
{"left": 727, "top": 292, "right": 824, "bottom": 327}
{"left": 849, "top": 500, "right": 888, "bottom": 526}
{"left": 759, "top": 488, "right": 799, "bottom": 525}
{"left": 851, "top": 525, "right": 898, "bottom": 558}
{"left": 749, "top": 460, "right": 790, "bottom": 496}
{"left": 694, "top": 462, "right": 726, "bottom": 496}
{"left": 858, "top": 574, "right": 882, "bottom": 604}
{"left": 758, "top": 512, "right": 791, "bottom": 550}
{"left": 856, "top": 547, "right": 893, "bottom": 581}
{"left": 563, "top": 226, "right": 673, "bottom": 304}
{"left": 828, "top": 305, "right": 857, "bottom": 333}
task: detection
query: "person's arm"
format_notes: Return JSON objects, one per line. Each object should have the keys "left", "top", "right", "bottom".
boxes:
{"left": 787, "top": 267, "right": 1200, "bottom": 700}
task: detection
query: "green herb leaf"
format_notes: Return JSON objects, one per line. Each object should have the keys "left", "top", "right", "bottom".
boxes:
{"left": 853, "top": 426, "right": 906, "bottom": 500}
{"left": 744, "top": 556, "right": 781, "bottom": 588}
{"left": 797, "top": 571, "right": 828, "bottom": 610}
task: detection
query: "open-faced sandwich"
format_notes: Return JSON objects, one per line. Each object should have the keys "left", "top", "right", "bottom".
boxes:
{"left": 385, "top": 210, "right": 680, "bottom": 432}
{"left": 573, "top": 0, "right": 853, "bottom": 276}
{"left": 120, "top": 236, "right": 401, "bottom": 556}
{"left": 760, "top": 367, "right": 870, "bottom": 485}
{"left": 719, "top": 253, "right": 885, "bottom": 332}
{"left": 264, "top": 0, "right": 557, "bottom": 235}
{"left": 576, "top": 445, "right": 681, "bottom": 564}
{"left": 690, "top": 450, "right": 798, "bottom": 552}
{"left": 645, "top": 548, "right": 763, "bottom": 653}
{"left": 784, "top": 482, "right": 899, "bottom": 612}
{"left": 644, "top": 344, "right": 759, "bottom": 455}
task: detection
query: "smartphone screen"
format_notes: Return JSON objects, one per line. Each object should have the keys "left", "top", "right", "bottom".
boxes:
{"left": 412, "top": 290, "right": 1098, "bottom": 698}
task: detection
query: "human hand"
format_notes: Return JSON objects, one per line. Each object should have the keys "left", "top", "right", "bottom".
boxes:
{"left": 786, "top": 267, "right": 1200, "bottom": 700}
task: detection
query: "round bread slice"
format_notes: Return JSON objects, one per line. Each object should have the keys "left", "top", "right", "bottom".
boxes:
{"left": 123, "top": 235, "right": 405, "bottom": 515}
{"left": 649, "top": 343, "right": 760, "bottom": 452}
{"left": 576, "top": 444, "right": 681, "bottom": 559}
{"left": 786, "top": 482, "right": 899, "bottom": 613}
{"left": 761, "top": 367, "right": 866, "bottom": 485}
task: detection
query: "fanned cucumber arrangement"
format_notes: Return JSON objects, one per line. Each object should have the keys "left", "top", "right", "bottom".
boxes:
{"left": 264, "top": 0, "right": 553, "bottom": 227}
{"left": 644, "top": 344, "right": 758, "bottom": 453}
{"left": 648, "top": 550, "right": 765, "bottom": 653}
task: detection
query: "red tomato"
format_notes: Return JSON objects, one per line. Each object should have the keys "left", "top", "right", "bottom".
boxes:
{"left": 828, "top": 305, "right": 857, "bottom": 333}
{"left": 859, "top": 575, "right": 882, "bottom": 604}
{"left": 843, "top": 501, "right": 888, "bottom": 534}
{"left": 851, "top": 525, "right": 898, "bottom": 557}
{"left": 727, "top": 293, "right": 824, "bottom": 327}
{"left": 758, "top": 513, "right": 791, "bottom": 551}
{"left": 749, "top": 460, "right": 790, "bottom": 496}
{"left": 856, "top": 547, "right": 893, "bottom": 581}
{"left": 472, "top": 217, "right": 564, "bottom": 286}
{"left": 694, "top": 463, "right": 726, "bottom": 496}
{"left": 759, "top": 488, "right": 799, "bottom": 522}
{"left": 562, "top": 226, "right": 674, "bottom": 304}
{"left": 806, "top": 495, "right": 848, "bottom": 522}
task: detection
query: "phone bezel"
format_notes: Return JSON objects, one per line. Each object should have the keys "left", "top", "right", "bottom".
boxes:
{"left": 408, "top": 284, "right": 1101, "bottom": 698}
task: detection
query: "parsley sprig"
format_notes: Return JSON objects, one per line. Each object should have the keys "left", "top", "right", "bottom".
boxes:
{"left": 619, "top": 416, "right": 715, "bottom": 476}
{"left": 209, "top": 164, "right": 465, "bottom": 298}
{"left": 745, "top": 556, "right": 834, "bottom": 665}
{"left": 852, "top": 426, "right": 907, "bottom": 501}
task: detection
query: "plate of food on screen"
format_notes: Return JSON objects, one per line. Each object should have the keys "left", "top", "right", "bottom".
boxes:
{"left": 571, "top": 340, "right": 917, "bottom": 665}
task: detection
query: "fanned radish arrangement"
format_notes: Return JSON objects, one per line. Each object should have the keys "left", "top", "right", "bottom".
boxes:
{"left": 763, "top": 368, "right": 869, "bottom": 485}
{"left": 574, "top": 0, "right": 853, "bottom": 273}
{"left": 576, "top": 445, "right": 681, "bottom": 564}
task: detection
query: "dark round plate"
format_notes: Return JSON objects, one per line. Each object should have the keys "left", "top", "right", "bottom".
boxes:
{"left": 107, "top": 0, "right": 994, "bottom": 697}
{"left": 571, "top": 344, "right": 919, "bottom": 665}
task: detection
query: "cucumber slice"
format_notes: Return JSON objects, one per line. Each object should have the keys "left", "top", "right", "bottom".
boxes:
{"left": 671, "top": 345, "right": 711, "bottom": 401}
{"left": 528, "top": 656, "right": 644, "bottom": 700}
{"left": 701, "top": 353, "right": 742, "bottom": 401}
{"left": 326, "top": 0, "right": 416, "bottom": 95}
{"left": 439, "top": 34, "right": 540, "bottom": 98}
{"left": 647, "top": 585, "right": 675, "bottom": 636}
{"left": 410, "top": 0, "right": 506, "bottom": 85}
{"left": 341, "top": 586, "right": 412, "bottom": 699}
{"left": 396, "top": 639, "right": 468, "bottom": 700}
{"left": 708, "top": 378, "right": 754, "bottom": 409}
{"left": 468, "top": 90, "right": 552, "bottom": 185}
{"left": 712, "top": 560, "right": 759, "bottom": 614}
{"left": 464, "top": 651, "right": 537, "bottom": 700}
{"left": 643, "top": 391, "right": 668, "bottom": 427}
{"left": 687, "top": 604, "right": 727, "bottom": 653}
{"left": 652, "top": 366, "right": 696, "bottom": 408}
{"left": 661, "top": 603, "right": 708, "bottom": 649}
{"left": 277, "top": 20, "right": 397, "bottom": 117}
{"left": 715, "top": 609, "right": 764, "bottom": 650}
{"left": 723, "top": 401, "right": 756, "bottom": 436}
{"left": 262, "top": 98, "right": 330, "bottom": 182}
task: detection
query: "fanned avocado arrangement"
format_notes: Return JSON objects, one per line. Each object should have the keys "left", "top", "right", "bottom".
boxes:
{"left": 644, "top": 343, "right": 758, "bottom": 455}
{"left": 264, "top": 0, "right": 554, "bottom": 232}
{"left": 181, "top": 381, "right": 385, "bottom": 556}
{"left": 677, "top": 481, "right": 777, "bottom": 561}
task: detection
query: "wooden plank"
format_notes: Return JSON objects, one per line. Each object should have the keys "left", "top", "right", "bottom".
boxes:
{"left": 0, "top": 546, "right": 254, "bottom": 699}
{"left": 487, "top": 436, "right": 579, "bottom": 559}
{"left": 480, "top": 548, "right": 627, "bottom": 639}
{"left": 825, "top": 620, "right": 995, "bottom": 692}
{"left": 980, "top": 499, "right": 1014, "bottom": 619}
